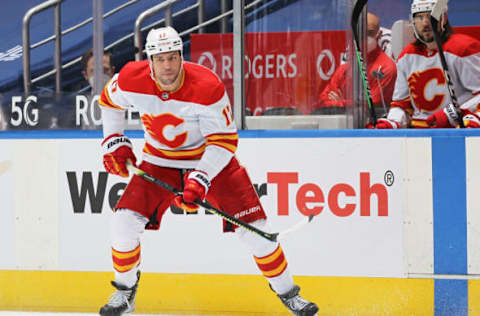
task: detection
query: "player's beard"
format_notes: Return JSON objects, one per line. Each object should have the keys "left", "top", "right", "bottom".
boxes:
{"left": 416, "top": 25, "right": 434, "bottom": 43}
{"left": 157, "top": 69, "right": 181, "bottom": 87}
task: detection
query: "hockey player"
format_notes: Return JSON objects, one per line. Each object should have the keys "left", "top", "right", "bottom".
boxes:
{"left": 373, "top": 0, "right": 480, "bottom": 129}
{"left": 97, "top": 26, "right": 318, "bottom": 316}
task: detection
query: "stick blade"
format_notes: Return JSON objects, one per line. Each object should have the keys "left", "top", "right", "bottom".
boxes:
{"left": 431, "top": 0, "right": 447, "bottom": 21}
{"left": 276, "top": 215, "right": 315, "bottom": 241}
{"left": 307, "top": 214, "right": 315, "bottom": 222}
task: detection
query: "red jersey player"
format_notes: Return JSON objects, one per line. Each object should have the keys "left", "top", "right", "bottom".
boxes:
{"left": 318, "top": 13, "right": 397, "bottom": 115}
{"left": 374, "top": 0, "right": 480, "bottom": 129}
{"left": 98, "top": 26, "right": 318, "bottom": 316}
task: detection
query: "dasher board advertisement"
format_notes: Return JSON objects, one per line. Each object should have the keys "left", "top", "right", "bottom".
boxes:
{"left": 58, "top": 137, "right": 405, "bottom": 277}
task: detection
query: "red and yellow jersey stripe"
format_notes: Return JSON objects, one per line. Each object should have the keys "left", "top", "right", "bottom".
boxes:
{"left": 254, "top": 245, "right": 288, "bottom": 278}
{"left": 112, "top": 244, "right": 141, "bottom": 273}
{"left": 143, "top": 132, "right": 238, "bottom": 162}
{"left": 99, "top": 83, "right": 123, "bottom": 110}
{"left": 144, "top": 142, "right": 206, "bottom": 161}
{"left": 390, "top": 97, "right": 414, "bottom": 117}
{"left": 205, "top": 133, "right": 238, "bottom": 154}
{"left": 410, "top": 119, "right": 430, "bottom": 128}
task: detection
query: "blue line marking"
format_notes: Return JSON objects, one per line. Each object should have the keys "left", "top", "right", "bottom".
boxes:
{"left": 432, "top": 137, "right": 467, "bottom": 315}
{"left": 435, "top": 280, "right": 468, "bottom": 316}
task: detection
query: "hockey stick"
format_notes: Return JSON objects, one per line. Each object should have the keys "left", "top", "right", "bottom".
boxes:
{"left": 351, "top": 0, "right": 377, "bottom": 126}
{"left": 372, "top": 66, "right": 387, "bottom": 115}
{"left": 125, "top": 161, "right": 314, "bottom": 242}
{"left": 430, "top": 0, "right": 464, "bottom": 128}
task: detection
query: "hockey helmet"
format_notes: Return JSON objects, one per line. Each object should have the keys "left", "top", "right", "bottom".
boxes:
{"left": 410, "top": 0, "right": 447, "bottom": 42}
{"left": 410, "top": 0, "right": 447, "bottom": 20}
{"left": 145, "top": 26, "right": 183, "bottom": 58}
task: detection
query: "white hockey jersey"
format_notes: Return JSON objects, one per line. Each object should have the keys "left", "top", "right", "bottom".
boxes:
{"left": 99, "top": 60, "right": 237, "bottom": 179}
{"left": 390, "top": 33, "right": 480, "bottom": 128}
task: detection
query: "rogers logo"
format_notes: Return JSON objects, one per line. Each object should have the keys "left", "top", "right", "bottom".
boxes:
{"left": 316, "top": 49, "right": 336, "bottom": 80}
{"left": 267, "top": 171, "right": 389, "bottom": 217}
{"left": 198, "top": 52, "right": 217, "bottom": 73}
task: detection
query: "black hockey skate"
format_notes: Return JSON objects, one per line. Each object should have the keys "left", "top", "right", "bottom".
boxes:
{"left": 278, "top": 285, "right": 319, "bottom": 316}
{"left": 99, "top": 271, "right": 141, "bottom": 316}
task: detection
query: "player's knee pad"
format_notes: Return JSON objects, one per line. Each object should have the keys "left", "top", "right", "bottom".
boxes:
{"left": 236, "top": 219, "right": 278, "bottom": 257}
{"left": 111, "top": 209, "right": 149, "bottom": 251}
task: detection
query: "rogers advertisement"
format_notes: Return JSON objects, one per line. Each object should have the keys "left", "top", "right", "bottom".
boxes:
{"left": 190, "top": 31, "right": 346, "bottom": 115}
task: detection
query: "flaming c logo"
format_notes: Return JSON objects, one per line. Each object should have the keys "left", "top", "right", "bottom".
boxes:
{"left": 142, "top": 113, "right": 187, "bottom": 148}
{"left": 408, "top": 68, "right": 446, "bottom": 112}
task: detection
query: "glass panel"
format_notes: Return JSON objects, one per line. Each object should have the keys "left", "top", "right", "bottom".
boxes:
{"left": 366, "top": 0, "right": 480, "bottom": 128}
{"left": 2, "top": 1, "right": 479, "bottom": 131}
{"left": 242, "top": 0, "right": 350, "bottom": 129}
{"left": 364, "top": 0, "right": 410, "bottom": 127}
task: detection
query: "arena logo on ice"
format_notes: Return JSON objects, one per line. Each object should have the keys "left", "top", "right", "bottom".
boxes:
{"left": 267, "top": 171, "right": 390, "bottom": 217}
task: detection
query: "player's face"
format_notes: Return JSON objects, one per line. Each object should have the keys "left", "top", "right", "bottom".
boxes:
{"left": 413, "top": 12, "right": 437, "bottom": 43}
{"left": 151, "top": 51, "right": 182, "bottom": 86}
{"left": 83, "top": 55, "right": 114, "bottom": 81}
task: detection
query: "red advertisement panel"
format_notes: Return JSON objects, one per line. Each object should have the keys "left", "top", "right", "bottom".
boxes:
{"left": 454, "top": 25, "right": 480, "bottom": 40}
{"left": 191, "top": 31, "right": 346, "bottom": 115}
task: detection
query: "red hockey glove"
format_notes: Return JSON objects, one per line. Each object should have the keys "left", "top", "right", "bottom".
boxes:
{"left": 173, "top": 171, "right": 210, "bottom": 213}
{"left": 426, "top": 104, "right": 462, "bottom": 128}
{"left": 101, "top": 134, "right": 137, "bottom": 177}
{"left": 376, "top": 118, "right": 400, "bottom": 129}
{"left": 365, "top": 118, "right": 399, "bottom": 129}
{"left": 463, "top": 112, "right": 480, "bottom": 128}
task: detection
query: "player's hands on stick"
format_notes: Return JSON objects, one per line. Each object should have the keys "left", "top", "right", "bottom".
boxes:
{"left": 101, "top": 134, "right": 137, "bottom": 177}
{"left": 173, "top": 170, "right": 210, "bottom": 213}
{"left": 426, "top": 103, "right": 463, "bottom": 128}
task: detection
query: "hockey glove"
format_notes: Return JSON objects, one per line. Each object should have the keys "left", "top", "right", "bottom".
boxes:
{"left": 173, "top": 171, "right": 210, "bottom": 213}
{"left": 426, "top": 104, "right": 462, "bottom": 128}
{"left": 102, "top": 134, "right": 137, "bottom": 177}
{"left": 365, "top": 118, "right": 399, "bottom": 129}
{"left": 463, "top": 111, "right": 480, "bottom": 128}
{"left": 375, "top": 118, "right": 400, "bottom": 129}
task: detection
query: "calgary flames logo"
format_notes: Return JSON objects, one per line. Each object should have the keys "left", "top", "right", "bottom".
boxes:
{"left": 408, "top": 68, "right": 446, "bottom": 112}
{"left": 142, "top": 113, "right": 187, "bottom": 148}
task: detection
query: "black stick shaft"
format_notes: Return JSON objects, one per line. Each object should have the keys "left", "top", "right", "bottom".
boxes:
{"left": 430, "top": 15, "right": 464, "bottom": 128}
{"left": 129, "top": 165, "right": 279, "bottom": 242}
{"left": 351, "top": 0, "right": 377, "bottom": 126}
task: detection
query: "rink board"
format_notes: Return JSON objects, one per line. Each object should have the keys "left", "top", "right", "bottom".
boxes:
{"left": 0, "top": 129, "right": 479, "bottom": 315}
{"left": 1, "top": 271, "right": 433, "bottom": 315}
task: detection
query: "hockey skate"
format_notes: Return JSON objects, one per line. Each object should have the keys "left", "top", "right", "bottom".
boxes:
{"left": 278, "top": 285, "right": 319, "bottom": 316}
{"left": 99, "top": 271, "right": 141, "bottom": 316}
